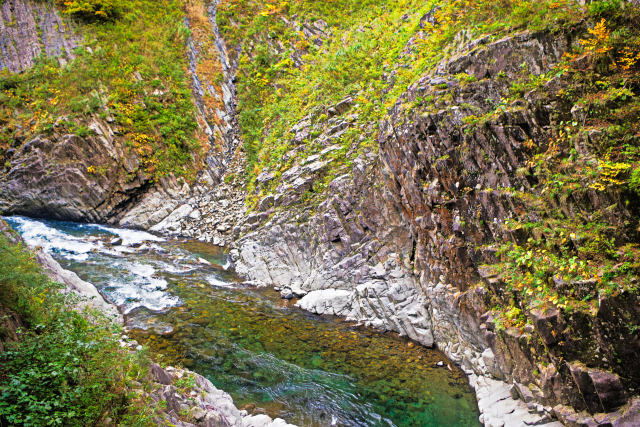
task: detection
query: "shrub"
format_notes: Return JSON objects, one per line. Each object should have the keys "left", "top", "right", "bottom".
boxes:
{"left": 588, "top": 0, "right": 622, "bottom": 18}
{"left": 630, "top": 166, "right": 640, "bottom": 196}
{"left": 0, "top": 234, "right": 153, "bottom": 425}
{"left": 55, "top": 0, "right": 125, "bottom": 21}
{"left": 0, "top": 235, "right": 61, "bottom": 326}
{"left": 0, "top": 316, "right": 126, "bottom": 425}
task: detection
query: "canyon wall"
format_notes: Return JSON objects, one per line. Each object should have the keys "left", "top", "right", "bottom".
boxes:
{"left": 0, "top": 0, "right": 239, "bottom": 227}
{"left": 0, "top": 0, "right": 78, "bottom": 72}
{"left": 229, "top": 27, "right": 640, "bottom": 427}
{"left": 2, "top": 1, "right": 640, "bottom": 426}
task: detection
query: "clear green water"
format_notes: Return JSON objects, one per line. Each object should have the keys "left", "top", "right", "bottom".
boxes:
{"left": 6, "top": 216, "right": 480, "bottom": 427}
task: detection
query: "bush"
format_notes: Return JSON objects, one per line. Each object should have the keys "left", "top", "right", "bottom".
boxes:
{"left": 0, "top": 235, "right": 62, "bottom": 326}
{"left": 0, "top": 317, "right": 125, "bottom": 425}
{"left": 55, "top": 0, "right": 125, "bottom": 21}
{"left": 630, "top": 166, "right": 640, "bottom": 196}
{"left": 588, "top": 0, "right": 622, "bottom": 18}
{"left": 0, "top": 234, "right": 153, "bottom": 425}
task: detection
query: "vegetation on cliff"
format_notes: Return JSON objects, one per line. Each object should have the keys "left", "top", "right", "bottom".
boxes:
{"left": 219, "top": 0, "right": 640, "bottom": 342}
{"left": 218, "top": 0, "right": 582, "bottom": 204}
{"left": 481, "top": 2, "right": 640, "bottom": 325}
{"left": 0, "top": 0, "right": 202, "bottom": 181}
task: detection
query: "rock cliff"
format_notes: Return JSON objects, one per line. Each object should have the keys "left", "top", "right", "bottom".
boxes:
{"left": 2, "top": 0, "right": 640, "bottom": 426}
{"left": 0, "top": 119, "right": 176, "bottom": 222}
{"left": 225, "top": 15, "right": 640, "bottom": 427}
{"left": 0, "top": 0, "right": 79, "bottom": 72}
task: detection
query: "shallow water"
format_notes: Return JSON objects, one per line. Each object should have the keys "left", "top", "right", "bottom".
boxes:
{"left": 5, "top": 216, "right": 480, "bottom": 427}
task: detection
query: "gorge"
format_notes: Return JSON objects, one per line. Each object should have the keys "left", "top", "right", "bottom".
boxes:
{"left": 1, "top": 0, "right": 640, "bottom": 426}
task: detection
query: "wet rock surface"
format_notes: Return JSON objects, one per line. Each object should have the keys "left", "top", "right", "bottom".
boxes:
{"left": 144, "top": 363, "right": 296, "bottom": 427}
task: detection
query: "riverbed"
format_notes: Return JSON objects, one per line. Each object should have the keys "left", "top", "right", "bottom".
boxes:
{"left": 5, "top": 216, "right": 480, "bottom": 427}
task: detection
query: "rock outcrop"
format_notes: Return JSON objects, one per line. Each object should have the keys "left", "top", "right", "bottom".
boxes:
{"left": 0, "top": 119, "right": 179, "bottom": 223}
{"left": 0, "top": 0, "right": 79, "bottom": 72}
{"left": 141, "top": 362, "right": 296, "bottom": 427}
{"left": 227, "top": 28, "right": 640, "bottom": 426}
{"left": 120, "top": 0, "right": 245, "bottom": 232}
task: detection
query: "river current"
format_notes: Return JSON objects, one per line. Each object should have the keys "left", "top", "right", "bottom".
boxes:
{"left": 5, "top": 216, "right": 480, "bottom": 427}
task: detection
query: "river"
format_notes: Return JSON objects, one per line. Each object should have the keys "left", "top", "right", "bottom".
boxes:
{"left": 5, "top": 216, "right": 480, "bottom": 427}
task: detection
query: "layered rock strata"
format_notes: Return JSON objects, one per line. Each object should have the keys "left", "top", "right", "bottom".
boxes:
{"left": 0, "top": 0, "right": 79, "bottom": 72}
{"left": 0, "top": 119, "right": 177, "bottom": 223}
{"left": 228, "top": 29, "right": 640, "bottom": 426}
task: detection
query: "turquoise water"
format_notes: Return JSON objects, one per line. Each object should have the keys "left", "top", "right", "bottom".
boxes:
{"left": 5, "top": 216, "right": 480, "bottom": 427}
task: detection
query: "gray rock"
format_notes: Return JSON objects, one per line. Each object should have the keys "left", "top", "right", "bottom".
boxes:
{"left": 150, "top": 363, "right": 173, "bottom": 385}
{"left": 0, "top": 0, "right": 80, "bottom": 73}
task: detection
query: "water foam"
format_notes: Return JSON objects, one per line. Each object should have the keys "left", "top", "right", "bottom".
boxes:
{"left": 4, "top": 216, "right": 181, "bottom": 313}
{"left": 207, "top": 274, "right": 236, "bottom": 288}
{"left": 95, "top": 224, "right": 164, "bottom": 246}
{"left": 5, "top": 216, "right": 98, "bottom": 261}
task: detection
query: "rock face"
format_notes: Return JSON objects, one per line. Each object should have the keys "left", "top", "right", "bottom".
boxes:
{"left": 0, "top": 120, "right": 179, "bottom": 223}
{"left": 0, "top": 0, "right": 243, "bottom": 228}
{"left": 232, "top": 153, "right": 436, "bottom": 347}
{"left": 185, "top": 0, "right": 241, "bottom": 184}
{"left": 121, "top": 0, "right": 245, "bottom": 233}
{"left": 229, "top": 29, "right": 640, "bottom": 426}
{"left": 377, "top": 28, "right": 640, "bottom": 425}
{"left": 0, "top": 0, "right": 79, "bottom": 72}
{"left": 144, "top": 363, "right": 296, "bottom": 427}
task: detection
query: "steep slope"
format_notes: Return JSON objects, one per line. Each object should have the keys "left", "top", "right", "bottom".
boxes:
{"left": 2, "top": 0, "right": 640, "bottom": 425}
{"left": 0, "top": 0, "right": 238, "bottom": 224}
{"left": 198, "top": 0, "right": 640, "bottom": 425}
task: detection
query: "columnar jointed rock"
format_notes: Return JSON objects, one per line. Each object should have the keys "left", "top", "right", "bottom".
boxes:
{"left": 0, "top": 0, "right": 79, "bottom": 72}
{"left": 231, "top": 29, "right": 640, "bottom": 426}
{"left": 377, "top": 28, "right": 640, "bottom": 425}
